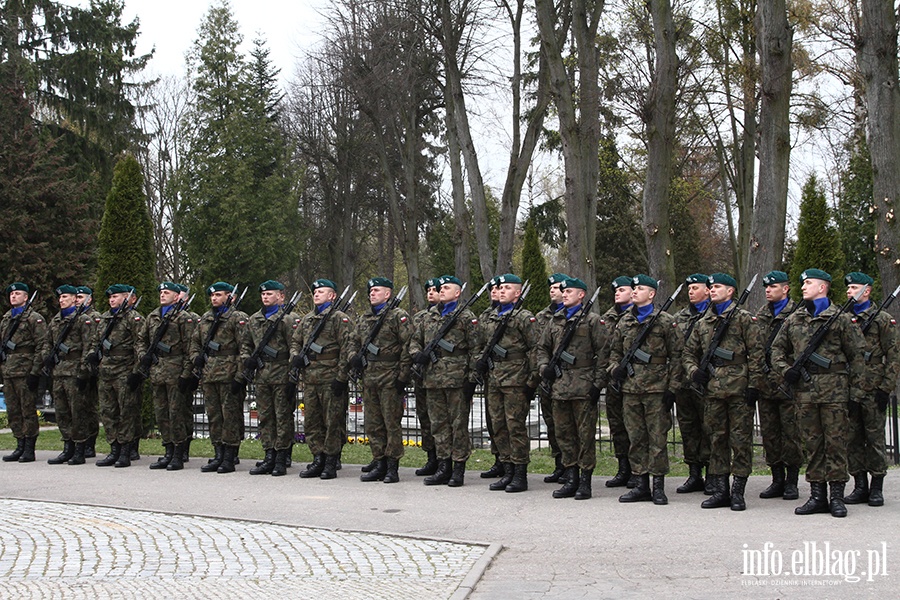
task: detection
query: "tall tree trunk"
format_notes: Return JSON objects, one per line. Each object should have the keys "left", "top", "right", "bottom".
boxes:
{"left": 445, "top": 90, "right": 471, "bottom": 285}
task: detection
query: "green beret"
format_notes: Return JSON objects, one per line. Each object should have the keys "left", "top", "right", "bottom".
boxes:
{"left": 708, "top": 273, "right": 737, "bottom": 288}
{"left": 105, "top": 284, "right": 133, "bottom": 296}
{"left": 175, "top": 283, "right": 189, "bottom": 293}
{"left": 75, "top": 286, "right": 93, "bottom": 296}
{"left": 158, "top": 281, "right": 179, "bottom": 292}
{"left": 560, "top": 277, "right": 587, "bottom": 291}
{"left": 496, "top": 273, "right": 522, "bottom": 285}
{"left": 5, "top": 282, "right": 29, "bottom": 294}
{"left": 311, "top": 278, "right": 336, "bottom": 291}
{"left": 548, "top": 273, "right": 570, "bottom": 286}
{"left": 844, "top": 271, "right": 874, "bottom": 286}
{"left": 55, "top": 284, "right": 78, "bottom": 296}
{"left": 207, "top": 282, "right": 234, "bottom": 295}
{"left": 685, "top": 273, "right": 709, "bottom": 285}
{"left": 487, "top": 277, "right": 499, "bottom": 289}
{"left": 611, "top": 276, "right": 633, "bottom": 290}
{"left": 259, "top": 280, "right": 285, "bottom": 291}
{"left": 800, "top": 269, "right": 832, "bottom": 283}
{"left": 367, "top": 277, "right": 393, "bottom": 290}
{"left": 762, "top": 271, "right": 789, "bottom": 286}
{"left": 632, "top": 274, "right": 658, "bottom": 290}
{"left": 424, "top": 278, "right": 439, "bottom": 290}
{"left": 439, "top": 275, "right": 463, "bottom": 287}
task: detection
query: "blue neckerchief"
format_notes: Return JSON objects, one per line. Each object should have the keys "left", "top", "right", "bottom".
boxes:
{"left": 853, "top": 300, "right": 871, "bottom": 315}
{"left": 10, "top": 306, "right": 24, "bottom": 317}
{"left": 713, "top": 299, "right": 732, "bottom": 316}
{"left": 811, "top": 297, "right": 830, "bottom": 317}
{"left": 771, "top": 298, "right": 789, "bottom": 317}
{"left": 693, "top": 300, "right": 710, "bottom": 314}
{"left": 316, "top": 301, "right": 333, "bottom": 315}
{"left": 635, "top": 303, "right": 654, "bottom": 323}
{"left": 617, "top": 303, "right": 633, "bottom": 314}
{"left": 428, "top": 302, "right": 437, "bottom": 309}
{"left": 551, "top": 302, "right": 564, "bottom": 314}
{"left": 565, "top": 305, "right": 582, "bottom": 320}
{"left": 441, "top": 300, "right": 458, "bottom": 317}
{"left": 215, "top": 305, "right": 228, "bottom": 316}
{"left": 372, "top": 302, "right": 387, "bottom": 315}
{"left": 111, "top": 306, "right": 121, "bottom": 315}
{"left": 498, "top": 303, "right": 514, "bottom": 315}
{"left": 160, "top": 305, "right": 174, "bottom": 317}
{"left": 263, "top": 305, "right": 280, "bottom": 319}
{"left": 61, "top": 306, "right": 77, "bottom": 318}
{"left": 491, "top": 300, "right": 500, "bottom": 309}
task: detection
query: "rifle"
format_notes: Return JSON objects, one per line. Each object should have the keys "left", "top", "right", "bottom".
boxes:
{"left": 41, "top": 303, "right": 91, "bottom": 377}
{"left": 133, "top": 293, "right": 196, "bottom": 381}
{"left": 240, "top": 291, "right": 302, "bottom": 384}
{"left": 777, "top": 285, "right": 867, "bottom": 400}
{"left": 683, "top": 300, "right": 710, "bottom": 344}
{"left": 539, "top": 286, "right": 602, "bottom": 396}
{"left": 90, "top": 291, "right": 140, "bottom": 369}
{"left": 192, "top": 285, "right": 247, "bottom": 380}
{"left": 288, "top": 285, "right": 351, "bottom": 383}
{"left": 0, "top": 290, "right": 38, "bottom": 364}
{"left": 474, "top": 281, "right": 532, "bottom": 384}
{"left": 691, "top": 274, "right": 758, "bottom": 396}
{"left": 411, "top": 281, "right": 489, "bottom": 379}
{"left": 348, "top": 286, "right": 409, "bottom": 383}
{"left": 610, "top": 283, "right": 683, "bottom": 393}
{"left": 860, "top": 283, "right": 900, "bottom": 336}
{"left": 338, "top": 290, "right": 358, "bottom": 313}
{"left": 762, "top": 300, "right": 802, "bottom": 374}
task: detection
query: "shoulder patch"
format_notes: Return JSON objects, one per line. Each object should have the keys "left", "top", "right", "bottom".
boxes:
{"left": 134, "top": 316, "right": 142, "bottom": 321}
{"left": 239, "top": 320, "right": 246, "bottom": 325}
{"left": 400, "top": 316, "right": 408, "bottom": 323}
{"left": 36, "top": 319, "right": 43, "bottom": 323}
{"left": 342, "top": 317, "right": 349, "bottom": 323}
{"left": 851, "top": 317, "right": 858, "bottom": 323}
{"left": 750, "top": 316, "right": 757, "bottom": 322}
{"left": 95, "top": 318, "right": 101, "bottom": 323}
{"left": 471, "top": 319, "right": 478, "bottom": 325}
{"left": 529, "top": 317, "right": 536, "bottom": 322}
{"left": 891, "top": 319, "right": 896, "bottom": 326}
{"left": 84, "top": 320, "right": 92, "bottom": 325}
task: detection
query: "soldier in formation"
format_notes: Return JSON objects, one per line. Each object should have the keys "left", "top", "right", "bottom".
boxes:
{"left": 534, "top": 273, "right": 569, "bottom": 484}
{"left": 601, "top": 275, "right": 635, "bottom": 489}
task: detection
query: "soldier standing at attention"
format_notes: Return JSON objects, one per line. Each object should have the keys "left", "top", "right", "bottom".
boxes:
{"left": 475, "top": 274, "right": 539, "bottom": 493}
{"left": 601, "top": 275, "right": 635, "bottom": 489}
{"left": 538, "top": 277, "right": 608, "bottom": 500}
{"left": 842, "top": 272, "right": 898, "bottom": 507}
{"left": 189, "top": 282, "right": 248, "bottom": 474}
{"left": 479, "top": 277, "right": 504, "bottom": 480}
{"left": 293, "top": 279, "right": 353, "bottom": 480}
{"left": 771, "top": 269, "right": 867, "bottom": 517}
{"left": 535, "top": 273, "right": 569, "bottom": 483}
{"left": 75, "top": 286, "right": 101, "bottom": 459}
{"left": 175, "top": 284, "right": 200, "bottom": 464}
{"left": 412, "top": 278, "right": 441, "bottom": 476}
{"left": 410, "top": 275, "right": 479, "bottom": 487}
{"left": 755, "top": 271, "right": 803, "bottom": 501}
{"left": 683, "top": 273, "right": 764, "bottom": 511}
{"left": 1, "top": 282, "right": 47, "bottom": 463}
{"left": 351, "top": 278, "right": 413, "bottom": 483}
{"left": 610, "top": 275, "right": 681, "bottom": 505}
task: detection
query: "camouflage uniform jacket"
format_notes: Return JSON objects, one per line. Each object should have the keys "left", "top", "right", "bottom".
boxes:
{"left": 291, "top": 304, "right": 353, "bottom": 386}
{"left": 409, "top": 304, "right": 479, "bottom": 389}
{"left": 189, "top": 308, "right": 249, "bottom": 384}
{"left": 608, "top": 307, "right": 681, "bottom": 394}
{"left": 87, "top": 308, "right": 143, "bottom": 379}
{"left": 683, "top": 304, "right": 764, "bottom": 399}
{"left": 241, "top": 307, "right": 301, "bottom": 385}
{"left": 755, "top": 299, "right": 799, "bottom": 397}
{"left": 352, "top": 305, "right": 414, "bottom": 387}
{"left": 770, "top": 302, "right": 867, "bottom": 404}
{"left": 45, "top": 309, "right": 93, "bottom": 378}
{"left": 672, "top": 303, "right": 708, "bottom": 388}
{"left": 537, "top": 309, "right": 609, "bottom": 399}
{"left": 139, "top": 306, "right": 194, "bottom": 385}
{"left": 535, "top": 304, "right": 561, "bottom": 332}
{"left": 0, "top": 306, "right": 48, "bottom": 379}
{"left": 478, "top": 306, "right": 540, "bottom": 389}
{"left": 853, "top": 305, "right": 899, "bottom": 396}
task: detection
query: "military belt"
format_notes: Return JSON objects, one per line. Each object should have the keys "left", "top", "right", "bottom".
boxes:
{"left": 493, "top": 350, "right": 527, "bottom": 362}
{"left": 806, "top": 362, "right": 847, "bottom": 375}
{"left": 210, "top": 349, "right": 239, "bottom": 357}
{"left": 710, "top": 355, "right": 747, "bottom": 368}
{"left": 106, "top": 348, "right": 133, "bottom": 357}
{"left": 367, "top": 352, "right": 399, "bottom": 362}
{"left": 566, "top": 357, "right": 595, "bottom": 369}
{"left": 308, "top": 350, "right": 339, "bottom": 361}
{"left": 646, "top": 356, "right": 668, "bottom": 365}
{"left": 261, "top": 350, "right": 288, "bottom": 361}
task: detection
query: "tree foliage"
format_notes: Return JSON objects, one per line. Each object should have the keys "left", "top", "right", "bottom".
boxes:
{"left": 521, "top": 219, "right": 549, "bottom": 314}
{"left": 789, "top": 174, "right": 845, "bottom": 300}
{"left": 836, "top": 139, "right": 878, "bottom": 288}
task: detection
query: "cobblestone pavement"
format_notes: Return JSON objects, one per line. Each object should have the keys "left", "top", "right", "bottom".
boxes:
{"left": 0, "top": 499, "right": 490, "bottom": 599}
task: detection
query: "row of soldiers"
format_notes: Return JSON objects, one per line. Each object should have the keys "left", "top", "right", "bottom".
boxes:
{"left": 0, "top": 267, "right": 893, "bottom": 517}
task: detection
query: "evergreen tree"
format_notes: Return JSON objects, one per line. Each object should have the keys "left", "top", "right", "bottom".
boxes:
{"left": 789, "top": 174, "right": 845, "bottom": 301}
{"left": 521, "top": 219, "right": 550, "bottom": 314}
{"left": 836, "top": 140, "right": 879, "bottom": 290}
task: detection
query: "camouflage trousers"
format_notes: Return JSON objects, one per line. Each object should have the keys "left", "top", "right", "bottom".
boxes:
{"left": 257, "top": 382, "right": 296, "bottom": 451}
{"left": 552, "top": 397, "right": 597, "bottom": 470}
{"left": 304, "top": 383, "right": 344, "bottom": 456}
{"left": 623, "top": 392, "right": 671, "bottom": 476}
{"left": 799, "top": 402, "right": 849, "bottom": 483}
{"left": 847, "top": 397, "right": 887, "bottom": 476}
{"left": 3, "top": 377, "right": 39, "bottom": 438}
{"left": 483, "top": 383, "right": 497, "bottom": 456}
{"left": 757, "top": 396, "right": 803, "bottom": 468}
{"left": 362, "top": 381, "right": 405, "bottom": 460}
{"left": 704, "top": 395, "right": 753, "bottom": 477}
{"left": 98, "top": 377, "right": 141, "bottom": 444}
{"left": 414, "top": 382, "right": 435, "bottom": 452}
{"left": 202, "top": 382, "right": 243, "bottom": 447}
{"left": 539, "top": 391, "right": 560, "bottom": 458}
{"left": 52, "top": 376, "right": 96, "bottom": 443}
{"left": 427, "top": 387, "right": 472, "bottom": 462}
{"left": 675, "top": 389, "right": 710, "bottom": 465}
{"left": 152, "top": 383, "right": 193, "bottom": 445}
{"left": 85, "top": 379, "right": 100, "bottom": 438}
{"left": 486, "top": 385, "right": 530, "bottom": 465}
{"left": 605, "top": 388, "right": 629, "bottom": 457}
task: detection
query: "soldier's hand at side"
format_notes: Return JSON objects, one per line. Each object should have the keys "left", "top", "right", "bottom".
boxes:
{"left": 523, "top": 385, "right": 537, "bottom": 402}
{"left": 848, "top": 398, "right": 860, "bottom": 418}
{"left": 42, "top": 356, "right": 56, "bottom": 372}
{"left": 541, "top": 365, "right": 557, "bottom": 382}
{"left": 192, "top": 355, "right": 206, "bottom": 371}
{"left": 230, "top": 379, "right": 245, "bottom": 396}
{"left": 783, "top": 367, "right": 801, "bottom": 385}
{"left": 85, "top": 350, "right": 101, "bottom": 368}
{"left": 126, "top": 372, "right": 144, "bottom": 391}
{"left": 462, "top": 381, "right": 477, "bottom": 402}
{"left": 875, "top": 389, "right": 890, "bottom": 412}
{"left": 75, "top": 377, "right": 89, "bottom": 391}
{"left": 348, "top": 354, "right": 365, "bottom": 372}
{"left": 26, "top": 374, "right": 40, "bottom": 391}
{"left": 744, "top": 387, "right": 759, "bottom": 408}
{"left": 663, "top": 390, "right": 676, "bottom": 411}
{"left": 612, "top": 364, "right": 628, "bottom": 382}
{"left": 394, "top": 379, "right": 408, "bottom": 395}
{"left": 177, "top": 377, "right": 192, "bottom": 393}
{"left": 475, "top": 357, "right": 490, "bottom": 375}
{"left": 691, "top": 369, "right": 710, "bottom": 386}
{"left": 588, "top": 385, "right": 602, "bottom": 404}
{"left": 243, "top": 357, "right": 258, "bottom": 371}
{"left": 330, "top": 379, "right": 348, "bottom": 397}
{"left": 413, "top": 351, "right": 430, "bottom": 366}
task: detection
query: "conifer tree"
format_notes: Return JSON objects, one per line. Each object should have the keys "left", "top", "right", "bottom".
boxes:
{"left": 522, "top": 219, "right": 550, "bottom": 314}
{"left": 789, "top": 174, "right": 845, "bottom": 300}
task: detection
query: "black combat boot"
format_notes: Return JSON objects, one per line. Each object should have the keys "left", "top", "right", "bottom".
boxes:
{"left": 652, "top": 475, "right": 668, "bottom": 505}
{"left": 299, "top": 453, "right": 325, "bottom": 478}
{"left": 96, "top": 441, "right": 121, "bottom": 467}
{"left": 505, "top": 464, "right": 528, "bottom": 493}
{"left": 759, "top": 464, "right": 786, "bottom": 499}
{"left": 18, "top": 436, "right": 37, "bottom": 462}
{"left": 320, "top": 454, "right": 338, "bottom": 479}
{"left": 48, "top": 440, "right": 75, "bottom": 465}
{"left": 606, "top": 456, "right": 631, "bottom": 488}
{"left": 868, "top": 475, "right": 884, "bottom": 507}
{"left": 84, "top": 434, "right": 97, "bottom": 458}
{"left": 217, "top": 445, "right": 236, "bottom": 474}
{"left": 783, "top": 465, "right": 800, "bottom": 500}
{"left": 149, "top": 443, "right": 174, "bottom": 470}
{"left": 703, "top": 464, "right": 714, "bottom": 495}
{"left": 251, "top": 448, "right": 276, "bottom": 475}
{"left": 270, "top": 449, "right": 288, "bottom": 476}
{"left": 68, "top": 442, "right": 86, "bottom": 465}
{"left": 677, "top": 463, "right": 705, "bottom": 494}
{"left": 286, "top": 443, "right": 293, "bottom": 468}
{"left": 361, "top": 458, "right": 379, "bottom": 473}
{"left": 166, "top": 443, "right": 184, "bottom": 471}
{"left": 552, "top": 467, "right": 580, "bottom": 499}
{"left": 3, "top": 438, "right": 25, "bottom": 462}
{"left": 114, "top": 440, "right": 132, "bottom": 468}
{"left": 574, "top": 469, "right": 593, "bottom": 500}
{"left": 424, "top": 459, "right": 453, "bottom": 486}
{"left": 181, "top": 439, "right": 192, "bottom": 463}
{"left": 448, "top": 461, "right": 466, "bottom": 487}
{"left": 480, "top": 455, "right": 503, "bottom": 478}
{"left": 794, "top": 482, "right": 829, "bottom": 515}
{"left": 544, "top": 455, "right": 565, "bottom": 483}
{"left": 731, "top": 476, "right": 748, "bottom": 511}
{"left": 829, "top": 482, "right": 847, "bottom": 518}
{"left": 416, "top": 449, "right": 439, "bottom": 476}
{"left": 619, "top": 473, "right": 651, "bottom": 503}
{"left": 130, "top": 439, "right": 140, "bottom": 461}
{"left": 383, "top": 458, "right": 400, "bottom": 484}
{"left": 202, "top": 445, "right": 224, "bottom": 473}
{"left": 360, "top": 458, "right": 387, "bottom": 482}
{"left": 489, "top": 463, "right": 514, "bottom": 491}
{"left": 626, "top": 474, "right": 639, "bottom": 489}
{"left": 701, "top": 475, "right": 731, "bottom": 509}
{"left": 842, "top": 472, "right": 869, "bottom": 504}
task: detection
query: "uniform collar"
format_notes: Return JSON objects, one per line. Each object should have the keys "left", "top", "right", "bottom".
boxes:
{"left": 852, "top": 300, "right": 871, "bottom": 315}
{"left": 692, "top": 299, "right": 710, "bottom": 314}
{"left": 770, "top": 297, "right": 789, "bottom": 317}
{"left": 316, "top": 301, "right": 332, "bottom": 315}
{"left": 713, "top": 299, "right": 732, "bottom": 316}
{"left": 498, "top": 303, "right": 514, "bottom": 315}
{"left": 371, "top": 302, "right": 387, "bottom": 315}
{"left": 61, "top": 306, "right": 77, "bottom": 318}
{"left": 441, "top": 300, "right": 458, "bottom": 317}
{"left": 10, "top": 306, "right": 24, "bottom": 317}
{"left": 565, "top": 304, "right": 582, "bottom": 320}
{"left": 263, "top": 305, "right": 281, "bottom": 319}
{"left": 634, "top": 303, "right": 654, "bottom": 323}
